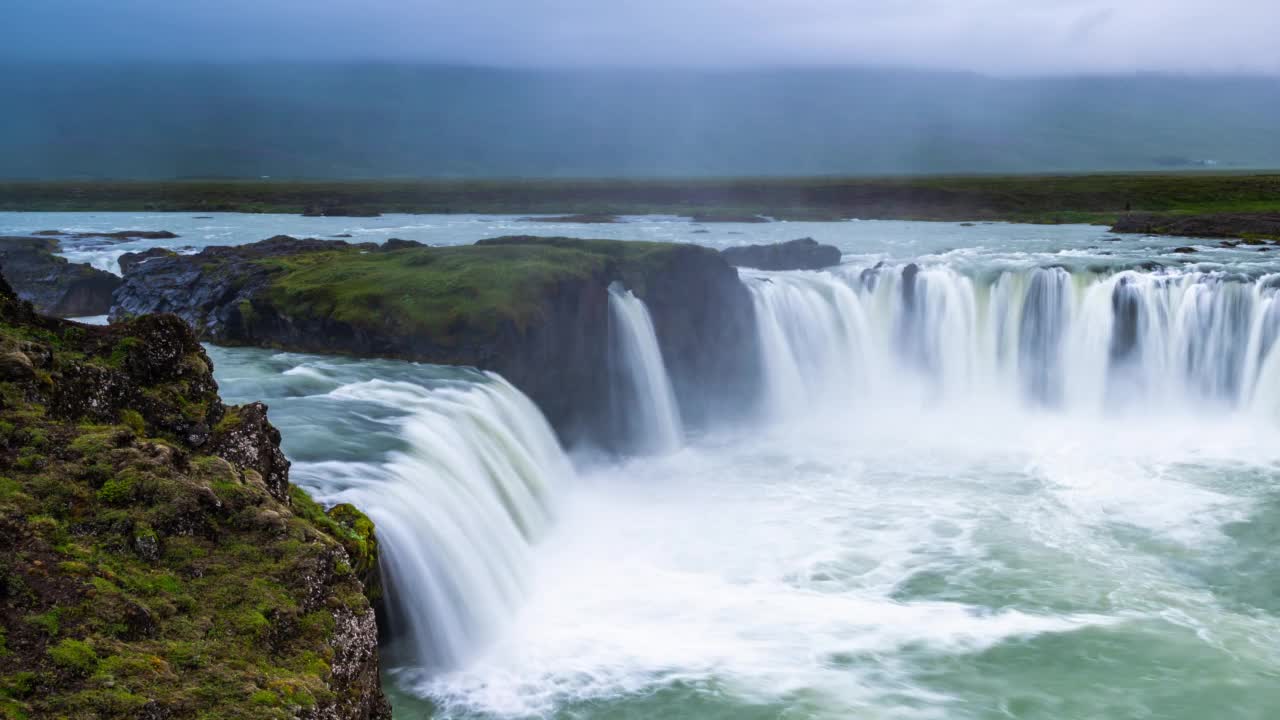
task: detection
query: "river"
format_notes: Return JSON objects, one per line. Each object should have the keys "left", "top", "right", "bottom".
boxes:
{"left": 8, "top": 211, "right": 1280, "bottom": 719}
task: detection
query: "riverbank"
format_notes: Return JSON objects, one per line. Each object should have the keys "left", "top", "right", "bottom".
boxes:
{"left": 3, "top": 173, "right": 1280, "bottom": 225}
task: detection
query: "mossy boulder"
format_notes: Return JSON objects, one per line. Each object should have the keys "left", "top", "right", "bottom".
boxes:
{"left": 0, "top": 274, "right": 390, "bottom": 719}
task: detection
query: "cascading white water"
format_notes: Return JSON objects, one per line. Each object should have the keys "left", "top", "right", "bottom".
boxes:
{"left": 310, "top": 374, "right": 576, "bottom": 671}
{"left": 745, "top": 265, "right": 1280, "bottom": 418}
{"left": 608, "top": 283, "right": 684, "bottom": 454}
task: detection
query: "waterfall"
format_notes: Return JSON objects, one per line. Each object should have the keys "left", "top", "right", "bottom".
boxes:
{"left": 747, "top": 270, "right": 875, "bottom": 415}
{"left": 744, "top": 265, "right": 1280, "bottom": 418}
{"left": 316, "top": 374, "right": 575, "bottom": 671}
{"left": 608, "top": 283, "right": 684, "bottom": 454}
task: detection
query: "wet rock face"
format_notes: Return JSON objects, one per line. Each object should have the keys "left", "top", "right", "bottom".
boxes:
{"left": 0, "top": 281, "right": 391, "bottom": 720}
{"left": 118, "top": 247, "right": 179, "bottom": 274}
{"left": 721, "top": 237, "right": 843, "bottom": 270}
{"left": 0, "top": 236, "right": 122, "bottom": 316}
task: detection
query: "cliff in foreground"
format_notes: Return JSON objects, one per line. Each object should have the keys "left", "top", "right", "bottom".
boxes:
{"left": 0, "top": 274, "right": 389, "bottom": 719}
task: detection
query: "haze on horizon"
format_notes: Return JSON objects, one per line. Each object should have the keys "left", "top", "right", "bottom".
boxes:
{"left": 3, "top": 0, "right": 1279, "bottom": 179}
{"left": 6, "top": 0, "right": 1280, "bottom": 75}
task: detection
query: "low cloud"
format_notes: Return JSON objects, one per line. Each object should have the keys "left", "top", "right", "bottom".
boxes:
{"left": 5, "top": 0, "right": 1279, "bottom": 74}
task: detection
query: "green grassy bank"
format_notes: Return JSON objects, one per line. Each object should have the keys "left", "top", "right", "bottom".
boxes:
{"left": 3, "top": 173, "right": 1279, "bottom": 224}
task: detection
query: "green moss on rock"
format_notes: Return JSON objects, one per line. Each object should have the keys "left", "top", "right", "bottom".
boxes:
{"left": 258, "top": 236, "right": 677, "bottom": 339}
{"left": 0, "top": 276, "right": 390, "bottom": 719}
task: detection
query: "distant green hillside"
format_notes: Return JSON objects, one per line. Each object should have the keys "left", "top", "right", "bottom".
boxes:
{"left": 1, "top": 64, "right": 1278, "bottom": 179}
{"left": 4, "top": 174, "right": 1280, "bottom": 224}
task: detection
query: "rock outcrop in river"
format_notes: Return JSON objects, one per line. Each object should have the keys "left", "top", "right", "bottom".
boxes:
{"left": 1110, "top": 212, "right": 1280, "bottom": 242}
{"left": 0, "top": 237, "right": 122, "bottom": 316}
{"left": 0, "top": 275, "right": 390, "bottom": 719}
{"left": 721, "top": 237, "right": 843, "bottom": 270}
{"left": 111, "top": 235, "right": 760, "bottom": 447}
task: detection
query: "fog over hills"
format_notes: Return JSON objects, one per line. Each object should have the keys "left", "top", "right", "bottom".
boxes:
{"left": 3, "top": 64, "right": 1278, "bottom": 179}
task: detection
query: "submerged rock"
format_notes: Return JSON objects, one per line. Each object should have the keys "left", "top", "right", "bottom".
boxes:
{"left": 0, "top": 236, "right": 122, "bottom": 316}
{"left": 721, "top": 237, "right": 843, "bottom": 271}
{"left": 690, "top": 213, "right": 771, "bottom": 223}
{"left": 519, "top": 214, "right": 620, "bottom": 224}
{"left": 36, "top": 229, "right": 180, "bottom": 240}
{"left": 301, "top": 205, "right": 382, "bottom": 217}
{"left": 0, "top": 277, "right": 391, "bottom": 719}
{"left": 88, "top": 229, "right": 179, "bottom": 240}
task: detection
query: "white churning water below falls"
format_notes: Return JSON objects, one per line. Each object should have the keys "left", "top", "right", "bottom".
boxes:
{"left": 47, "top": 214, "right": 1280, "bottom": 720}
{"left": 607, "top": 283, "right": 684, "bottom": 454}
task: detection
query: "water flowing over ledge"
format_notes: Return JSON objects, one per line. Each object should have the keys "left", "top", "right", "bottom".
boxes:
{"left": 334, "top": 377, "right": 575, "bottom": 671}
{"left": 608, "top": 283, "right": 684, "bottom": 454}
{"left": 746, "top": 264, "right": 1280, "bottom": 421}
{"left": 208, "top": 349, "right": 577, "bottom": 673}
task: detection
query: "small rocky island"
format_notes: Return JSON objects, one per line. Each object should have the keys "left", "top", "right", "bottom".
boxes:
{"left": 111, "top": 235, "right": 762, "bottom": 446}
{"left": 0, "top": 276, "right": 388, "bottom": 719}
{"left": 721, "top": 237, "right": 843, "bottom": 270}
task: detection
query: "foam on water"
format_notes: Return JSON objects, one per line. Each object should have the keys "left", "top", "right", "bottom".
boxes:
{"left": 410, "top": 405, "right": 1278, "bottom": 719}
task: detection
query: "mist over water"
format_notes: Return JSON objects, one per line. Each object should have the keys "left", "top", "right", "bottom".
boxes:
{"left": 54, "top": 215, "right": 1280, "bottom": 718}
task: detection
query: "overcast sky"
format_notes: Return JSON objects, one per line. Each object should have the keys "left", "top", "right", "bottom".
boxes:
{"left": 6, "top": 0, "right": 1279, "bottom": 74}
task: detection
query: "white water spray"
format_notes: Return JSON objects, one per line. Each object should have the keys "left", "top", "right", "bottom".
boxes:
{"left": 608, "top": 283, "right": 684, "bottom": 454}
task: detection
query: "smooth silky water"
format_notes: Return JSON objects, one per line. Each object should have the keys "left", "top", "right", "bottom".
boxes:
{"left": 29, "top": 212, "right": 1280, "bottom": 719}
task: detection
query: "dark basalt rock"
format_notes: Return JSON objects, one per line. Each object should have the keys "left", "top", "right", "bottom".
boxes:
{"left": 1171, "top": 246, "right": 1198, "bottom": 254}
{"left": 721, "top": 237, "right": 843, "bottom": 271}
{"left": 90, "top": 230, "right": 180, "bottom": 240}
{"left": 302, "top": 205, "right": 382, "bottom": 217}
{"left": 1111, "top": 212, "right": 1280, "bottom": 241}
{"left": 35, "top": 229, "right": 179, "bottom": 240}
{"left": 380, "top": 238, "right": 424, "bottom": 251}
{"left": 690, "top": 213, "right": 770, "bottom": 223}
{"left": 118, "top": 247, "right": 179, "bottom": 274}
{"left": 519, "top": 214, "right": 620, "bottom": 224}
{"left": 0, "top": 236, "right": 122, "bottom": 316}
